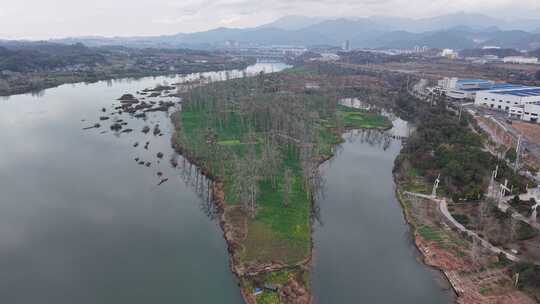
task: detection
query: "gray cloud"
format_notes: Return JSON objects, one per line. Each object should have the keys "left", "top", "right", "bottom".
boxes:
{"left": 1, "top": 0, "right": 539, "bottom": 39}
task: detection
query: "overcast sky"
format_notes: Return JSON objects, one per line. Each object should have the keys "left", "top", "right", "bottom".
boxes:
{"left": 1, "top": 0, "right": 540, "bottom": 39}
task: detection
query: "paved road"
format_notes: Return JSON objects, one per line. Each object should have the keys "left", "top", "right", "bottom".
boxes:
{"left": 404, "top": 191, "right": 523, "bottom": 263}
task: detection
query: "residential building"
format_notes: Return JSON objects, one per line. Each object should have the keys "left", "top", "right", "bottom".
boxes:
{"left": 440, "top": 49, "right": 458, "bottom": 59}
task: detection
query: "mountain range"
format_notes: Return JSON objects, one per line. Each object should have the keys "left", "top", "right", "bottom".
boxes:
{"left": 50, "top": 12, "right": 540, "bottom": 51}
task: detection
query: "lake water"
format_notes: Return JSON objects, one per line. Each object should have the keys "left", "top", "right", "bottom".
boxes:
{"left": 0, "top": 62, "right": 288, "bottom": 304}
{"left": 311, "top": 118, "right": 455, "bottom": 303}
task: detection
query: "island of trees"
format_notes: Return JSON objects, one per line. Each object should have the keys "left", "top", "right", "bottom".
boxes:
{"left": 171, "top": 67, "right": 392, "bottom": 303}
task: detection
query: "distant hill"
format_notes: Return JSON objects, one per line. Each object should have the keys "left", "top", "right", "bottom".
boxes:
{"left": 0, "top": 42, "right": 106, "bottom": 73}
{"left": 258, "top": 16, "right": 329, "bottom": 31}
{"left": 529, "top": 48, "right": 540, "bottom": 58}
{"left": 47, "top": 13, "right": 540, "bottom": 50}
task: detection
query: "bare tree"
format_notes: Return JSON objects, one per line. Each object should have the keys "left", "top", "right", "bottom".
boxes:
{"left": 283, "top": 168, "right": 292, "bottom": 208}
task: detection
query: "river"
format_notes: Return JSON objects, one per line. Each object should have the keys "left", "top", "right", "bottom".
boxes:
{"left": 0, "top": 62, "right": 288, "bottom": 304}
{"left": 311, "top": 115, "right": 455, "bottom": 303}
{"left": 0, "top": 62, "right": 452, "bottom": 304}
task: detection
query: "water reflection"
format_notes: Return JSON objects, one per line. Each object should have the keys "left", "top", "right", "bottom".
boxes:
{"left": 340, "top": 97, "right": 414, "bottom": 139}
{"left": 176, "top": 157, "right": 219, "bottom": 220}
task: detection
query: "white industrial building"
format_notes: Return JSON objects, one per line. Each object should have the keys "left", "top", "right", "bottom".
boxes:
{"left": 510, "top": 104, "right": 540, "bottom": 123}
{"left": 440, "top": 48, "right": 458, "bottom": 59}
{"left": 475, "top": 86, "right": 540, "bottom": 123}
{"left": 437, "top": 77, "right": 524, "bottom": 100}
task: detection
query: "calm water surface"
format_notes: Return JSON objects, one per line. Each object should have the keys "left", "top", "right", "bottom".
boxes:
{"left": 312, "top": 117, "right": 455, "bottom": 303}
{"left": 0, "top": 62, "right": 288, "bottom": 304}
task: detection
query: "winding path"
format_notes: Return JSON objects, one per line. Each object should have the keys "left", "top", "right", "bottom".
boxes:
{"left": 403, "top": 191, "right": 524, "bottom": 263}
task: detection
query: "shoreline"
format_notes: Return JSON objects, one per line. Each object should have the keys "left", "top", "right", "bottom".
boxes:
{"left": 171, "top": 132, "right": 315, "bottom": 304}
{"left": 393, "top": 173, "right": 537, "bottom": 304}
{"left": 0, "top": 62, "right": 253, "bottom": 97}
{"left": 394, "top": 185, "right": 460, "bottom": 300}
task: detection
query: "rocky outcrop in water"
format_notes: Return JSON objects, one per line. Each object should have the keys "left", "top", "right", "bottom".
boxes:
{"left": 83, "top": 123, "right": 101, "bottom": 130}
{"left": 118, "top": 94, "right": 139, "bottom": 104}
{"left": 153, "top": 124, "right": 161, "bottom": 136}
{"left": 110, "top": 123, "right": 122, "bottom": 131}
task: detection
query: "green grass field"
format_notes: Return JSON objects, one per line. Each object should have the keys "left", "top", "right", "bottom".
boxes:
{"left": 337, "top": 105, "right": 393, "bottom": 130}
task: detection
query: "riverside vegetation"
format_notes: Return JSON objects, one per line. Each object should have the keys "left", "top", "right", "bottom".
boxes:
{"left": 170, "top": 68, "right": 392, "bottom": 303}
{"left": 391, "top": 81, "right": 540, "bottom": 302}
{"left": 0, "top": 42, "right": 252, "bottom": 96}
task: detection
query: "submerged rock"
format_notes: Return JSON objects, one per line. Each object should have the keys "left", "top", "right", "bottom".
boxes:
{"left": 170, "top": 156, "right": 178, "bottom": 168}
{"left": 118, "top": 93, "right": 135, "bottom": 100}
{"left": 118, "top": 94, "right": 139, "bottom": 104}
{"left": 142, "top": 126, "right": 150, "bottom": 134}
{"left": 121, "top": 129, "right": 133, "bottom": 133}
{"left": 110, "top": 123, "right": 122, "bottom": 131}
{"left": 153, "top": 124, "right": 161, "bottom": 136}
{"left": 133, "top": 142, "right": 139, "bottom": 148}
{"left": 156, "top": 152, "right": 164, "bottom": 159}
{"left": 83, "top": 123, "right": 102, "bottom": 130}
{"left": 99, "top": 116, "right": 109, "bottom": 121}
{"left": 157, "top": 178, "right": 169, "bottom": 186}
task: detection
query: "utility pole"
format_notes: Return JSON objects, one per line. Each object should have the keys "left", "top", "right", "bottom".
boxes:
{"left": 514, "top": 135, "right": 522, "bottom": 172}
{"left": 406, "top": 75, "right": 410, "bottom": 92}
{"left": 432, "top": 174, "right": 440, "bottom": 198}
{"left": 499, "top": 179, "right": 510, "bottom": 208}
{"left": 489, "top": 165, "right": 499, "bottom": 197}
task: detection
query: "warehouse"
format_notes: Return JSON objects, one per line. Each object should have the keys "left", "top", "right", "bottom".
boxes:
{"left": 510, "top": 104, "right": 540, "bottom": 123}
{"left": 437, "top": 77, "right": 524, "bottom": 100}
{"left": 474, "top": 87, "right": 540, "bottom": 113}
